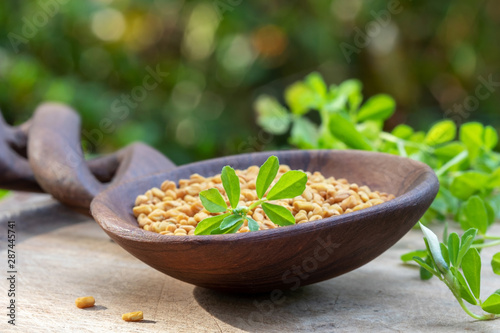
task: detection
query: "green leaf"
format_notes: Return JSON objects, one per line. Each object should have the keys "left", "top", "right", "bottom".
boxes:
{"left": 413, "top": 256, "right": 439, "bottom": 277}
{"left": 488, "top": 167, "right": 500, "bottom": 189}
{"left": 285, "top": 82, "right": 317, "bottom": 115}
{"left": 246, "top": 216, "right": 260, "bottom": 232}
{"left": 210, "top": 220, "right": 244, "bottom": 234}
{"left": 457, "top": 235, "right": 475, "bottom": 268}
{"left": 448, "top": 232, "right": 460, "bottom": 267}
{"left": 0, "top": 189, "right": 9, "bottom": 200}
{"left": 420, "top": 223, "right": 449, "bottom": 274}
{"left": 220, "top": 214, "right": 244, "bottom": 230}
{"left": 484, "top": 125, "right": 499, "bottom": 150}
{"left": 424, "top": 120, "right": 457, "bottom": 146}
{"left": 356, "top": 120, "right": 382, "bottom": 141}
{"left": 461, "top": 248, "right": 481, "bottom": 299}
{"left": 450, "top": 172, "right": 490, "bottom": 200}
{"left": 289, "top": 117, "right": 319, "bottom": 149}
{"left": 195, "top": 213, "right": 231, "bottom": 235}
{"left": 450, "top": 267, "right": 478, "bottom": 305}
{"left": 267, "top": 170, "right": 307, "bottom": 200}
{"left": 461, "top": 228, "right": 478, "bottom": 245}
{"left": 485, "top": 201, "right": 496, "bottom": 226}
{"left": 261, "top": 203, "right": 295, "bottom": 226}
{"left": 461, "top": 196, "right": 488, "bottom": 235}
{"left": 421, "top": 256, "right": 434, "bottom": 280}
{"left": 401, "top": 250, "right": 428, "bottom": 262}
{"left": 305, "top": 72, "right": 327, "bottom": 98}
{"left": 434, "top": 142, "right": 466, "bottom": 161}
{"left": 221, "top": 166, "right": 240, "bottom": 209}
{"left": 256, "top": 156, "right": 280, "bottom": 199}
{"left": 492, "top": 252, "right": 500, "bottom": 275}
{"left": 440, "top": 243, "right": 450, "bottom": 267}
{"left": 199, "top": 188, "right": 228, "bottom": 213}
{"left": 254, "top": 95, "right": 291, "bottom": 135}
{"left": 329, "top": 113, "right": 373, "bottom": 150}
{"left": 481, "top": 290, "right": 500, "bottom": 314}
{"left": 460, "top": 122, "right": 483, "bottom": 159}
{"left": 357, "top": 94, "right": 395, "bottom": 122}
{"left": 392, "top": 124, "right": 414, "bottom": 140}
{"left": 338, "top": 79, "right": 362, "bottom": 111}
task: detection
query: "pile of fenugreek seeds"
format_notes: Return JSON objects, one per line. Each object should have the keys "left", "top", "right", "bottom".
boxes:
{"left": 133, "top": 165, "right": 395, "bottom": 236}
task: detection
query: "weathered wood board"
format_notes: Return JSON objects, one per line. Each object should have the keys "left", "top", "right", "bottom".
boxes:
{"left": 0, "top": 193, "right": 499, "bottom": 333}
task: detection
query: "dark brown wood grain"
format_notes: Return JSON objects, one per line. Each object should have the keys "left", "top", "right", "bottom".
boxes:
{"left": 0, "top": 111, "right": 42, "bottom": 192}
{"left": 91, "top": 150, "right": 439, "bottom": 293}
{"left": 23, "top": 103, "right": 176, "bottom": 212}
{"left": 0, "top": 105, "right": 176, "bottom": 198}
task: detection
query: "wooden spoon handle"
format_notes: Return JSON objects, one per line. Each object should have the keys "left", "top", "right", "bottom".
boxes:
{"left": 0, "top": 112, "right": 43, "bottom": 192}
{"left": 5, "top": 102, "right": 176, "bottom": 211}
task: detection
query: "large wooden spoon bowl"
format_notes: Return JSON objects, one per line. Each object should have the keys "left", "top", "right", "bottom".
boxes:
{"left": 91, "top": 150, "right": 439, "bottom": 293}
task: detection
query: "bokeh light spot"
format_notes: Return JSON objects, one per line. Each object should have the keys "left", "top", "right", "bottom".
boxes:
{"left": 91, "top": 8, "right": 126, "bottom": 42}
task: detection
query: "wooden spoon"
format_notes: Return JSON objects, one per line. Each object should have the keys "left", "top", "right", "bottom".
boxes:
{"left": 91, "top": 150, "right": 438, "bottom": 293}
{"left": 1, "top": 104, "right": 439, "bottom": 293}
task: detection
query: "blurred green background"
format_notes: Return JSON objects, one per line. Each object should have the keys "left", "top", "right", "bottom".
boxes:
{"left": 1, "top": 0, "right": 499, "bottom": 164}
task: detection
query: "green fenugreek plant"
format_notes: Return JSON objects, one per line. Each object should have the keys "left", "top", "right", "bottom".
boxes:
{"left": 194, "top": 156, "right": 307, "bottom": 235}
{"left": 409, "top": 223, "right": 500, "bottom": 320}
{"left": 254, "top": 72, "right": 500, "bottom": 320}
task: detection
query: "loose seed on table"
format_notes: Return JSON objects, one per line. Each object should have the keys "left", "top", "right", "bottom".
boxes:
{"left": 122, "top": 311, "right": 143, "bottom": 322}
{"left": 75, "top": 296, "right": 95, "bottom": 309}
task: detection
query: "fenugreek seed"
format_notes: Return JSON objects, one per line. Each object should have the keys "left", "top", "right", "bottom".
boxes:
{"left": 174, "top": 228, "right": 188, "bottom": 236}
{"left": 349, "top": 183, "right": 359, "bottom": 191}
{"left": 302, "top": 188, "right": 313, "bottom": 201}
{"left": 370, "top": 198, "right": 385, "bottom": 206}
{"left": 148, "top": 209, "right": 167, "bottom": 222}
{"left": 295, "top": 212, "right": 308, "bottom": 222}
{"left": 151, "top": 222, "right": 161, "bottom": 233}
{"left": 135, "top": 195, "right": 149, "bottom": 206}
{"left": 359, "top": 191, "right": 370, "bottom": 202}
{"left": 176, "top": 189, "right": 187, "bottom": 199}
{"left": 312, "top": 204, "right": 322, "bottom": 216}
{"left": 360, "top": 186, "right": 371, "bottom": 194}
{"left": 165, "top": 190, "right": 177, "bottom": 199}
{"left": 186, "top": 217, "right": 198, "bottom": 226}
{"left": 133, "top": 205, "right": 153, "bottom": 217}
{"left": 180, "top": 225, "right": 195, "bottom": 232}
{"left": 247, "top": 181, "right": 256, "bottom": 190}
{"left": 135, "top": 164, "right": 395, "bottom": 235}
{"left": 264, "top": 221, "right": 277, "bottom": 228}
{"left": 145, "top": 190, "right": 154, "bottom": 201}
{"left": 161, "top": 181, "right": 176, "bottom": 192}
{"left": 241, "top": 189, "right": 256, "bottom": 201}
{"left": 340, "top": 196, "right": 358, "bottom": 211}
{"left": 293, "top": 201, "right": 315, "bottom": 212}
{"left": 138, "top": 216, "right": 153, "bottom": 228}
{"left": 151, "top": 188, "right": 165, "bottom": 199}
{"left": 310, "top": 183, "right": 328, "bottom": 192}
{"left": 332, "top": 192, "right": 349, "bottom": 204}
{"left": 194, "top": 212, "right": 208, "bottom": 222}
{"left": 75, "top": 296, "right": 95, "bottom": 309}
{"left": 353, "top": 202, "right": 373, "bottom": 212}
{"left": 122, "top": 311, "right": 143, "bottom": 322}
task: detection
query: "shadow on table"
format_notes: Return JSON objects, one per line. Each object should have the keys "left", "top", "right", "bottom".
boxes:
{"left": 0, "top": 193, "right": 90, "bottom": 245}
{"left": 193, "top": 283, "right": 344, "bottom": 332}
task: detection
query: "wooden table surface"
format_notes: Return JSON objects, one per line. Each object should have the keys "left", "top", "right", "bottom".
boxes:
{"left": 1, "top": 193, "right": 499, "bottom": 333}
